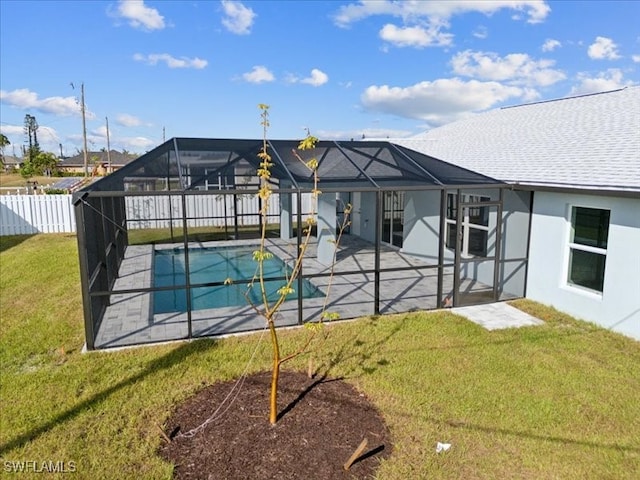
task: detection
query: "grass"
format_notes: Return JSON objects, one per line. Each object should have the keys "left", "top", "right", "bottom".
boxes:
{"left": 0, "top": 173, "right": 60, "bottom": 189}
{"left": 127, "top": 224, "right": 281, "bottom": 245}
{"left": 1, "top": 234, "right": 639, "bottom": 479}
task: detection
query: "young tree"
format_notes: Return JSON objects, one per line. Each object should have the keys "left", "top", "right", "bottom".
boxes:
{"left": 249, "top": 104, "right": 350, "bottom": 425}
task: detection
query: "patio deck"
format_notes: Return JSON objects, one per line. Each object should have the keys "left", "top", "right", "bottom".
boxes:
{"left": 94, "top": 235, "right": 496, "bottom": 349}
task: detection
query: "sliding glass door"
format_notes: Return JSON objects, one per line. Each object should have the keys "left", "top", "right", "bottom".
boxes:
{"left": 382, "top": 191, "right": 404, "bottom": 248}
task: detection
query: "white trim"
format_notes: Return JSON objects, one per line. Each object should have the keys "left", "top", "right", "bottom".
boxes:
{"left": 564, "top": 204, "right": 610, "bottom": 294}
{"left": 568, "top": 243, "right": 607, "bottom": 255}
{"left": 445, "top": 193, "right": 491, "bottom": 257}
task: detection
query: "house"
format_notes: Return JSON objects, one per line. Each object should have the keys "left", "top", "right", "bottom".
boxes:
{"left": 393, "top": 87, "right": 640, "bottom": 341}
{"left": 2, "top": 155, "right": 23, "bottom": 172}
{"left": 73, "top": 88, "right": 639, "bottom": 350}
{"left": 59, "top": 150, "right": 138, "bottom": 175}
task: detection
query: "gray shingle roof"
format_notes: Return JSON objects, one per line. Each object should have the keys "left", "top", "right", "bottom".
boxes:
{"left": 394, "top": 86, "right": 640, "bottom": 192}
{"left": 60, "top": 150, "right": 138, "bottom": 167}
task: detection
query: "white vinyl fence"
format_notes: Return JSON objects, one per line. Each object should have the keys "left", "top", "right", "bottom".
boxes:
{"left": 0, "top": 194, "right": 76, "bottom": 235}
{"left": 125, "top": 193, "right": 314, "bottom": 229}
{"left": 0, "top": 193, "right": 315, "bottom": 236}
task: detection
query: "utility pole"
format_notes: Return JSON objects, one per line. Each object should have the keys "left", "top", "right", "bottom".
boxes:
{"left": 81, "top": 83, "right": 89, "bottom": 177}
{"left": 105, "top": 116, "right": 112, "bottom": 174}
{"left": 162, "top": 126, "right": 166, "bottom": 143}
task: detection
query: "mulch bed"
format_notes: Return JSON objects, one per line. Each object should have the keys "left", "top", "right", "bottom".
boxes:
{"left": 158, "top": 370, "right": 392, "bottom": 479}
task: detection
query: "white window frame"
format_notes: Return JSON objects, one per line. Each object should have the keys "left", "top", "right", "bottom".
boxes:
{"left": 445, "top": 193, "right": 491, "bottom": 258}
{"left": 566, "top": 205, "right": 609, "bottom": 294}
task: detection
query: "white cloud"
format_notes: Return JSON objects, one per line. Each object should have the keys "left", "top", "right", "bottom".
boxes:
{"left": 361, "top": 78, "right": 527, "bottom": 126}
{"left": 116, "top": 113, "right": 143, "bottom": 127}
{"left": 242, "top": 65, "right": 275, "bottom": 83}
{"left": 379, "top": 23, "right": 453, "bottom": 48}
{"left": 0, "top": 125, "right": 23, "bottom": 137}
{"left": 334, "top": 1, "right": 549, "bottom": 51}
{"left": 133, "top": 53, "right": 208, "bottom": 69}
{"left": 117, "top": 0, "right": 165, "bottom": 31}
{"left": 300, "top": 69, "right": 329, "bottom": 87}
{"left": 451, "top": 50, "right": 565, "bottom": 87}
{"left": 473, "top": 26, "right": 488, "bottom": 39}
{"left": 588, "top": 36, "right": 621, "bottom": 60}
{"left": 632, "top": 54, "right": 640, "bottom": 63}
{"left": 120, "top": 136, "right": 156, "bottom": 150}
{"left": 542, "top": 38, "right": 561, "bottom": 52}
{"left": 0, "top": 88, "right": 83, "bottom": 116}
{"left": 569, "top": 69, "right": 633, "bottom": 96}
{"left": 0, "top": 124, "right": 60, "bottom": 154}
{"left": 91, "top": 126, "right": 108, "bottom": 138}
{"left": 221, "top": 0, "right": 256, "bottom": 35}
{"left": 333, "top": 1, "right": 550, "bottom": 27}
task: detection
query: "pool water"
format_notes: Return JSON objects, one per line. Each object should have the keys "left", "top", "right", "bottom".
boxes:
{"left": 153, "top": 246, "right": 323, "bottom": 314}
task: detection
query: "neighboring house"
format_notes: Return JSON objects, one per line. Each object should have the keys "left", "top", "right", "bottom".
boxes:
{"left": 59, "top": 150, "right": 138, "bottom": 175}
{"left": 2, "top": 155, "right": 23, "bottom": 172}
{"left": 394, "top": 87, "right": 640, "bottom": 341}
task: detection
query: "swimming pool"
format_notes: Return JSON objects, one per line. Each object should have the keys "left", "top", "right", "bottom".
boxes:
{"left": 153, "top": 245, "right": 323, "bottom": 314}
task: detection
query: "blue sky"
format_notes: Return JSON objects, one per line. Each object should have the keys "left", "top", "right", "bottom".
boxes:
{"left": 1, "top": 0, "right": 638, "bottom": 156}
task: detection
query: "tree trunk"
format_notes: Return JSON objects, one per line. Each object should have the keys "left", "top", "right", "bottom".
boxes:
{"left": 268, "top": 319, "right": 280, "bottom": 425}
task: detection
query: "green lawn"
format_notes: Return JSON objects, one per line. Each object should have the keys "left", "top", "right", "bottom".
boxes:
{"left": 1, "top": 234, "right": 639, "bottom": 479}
{"left": 0, "top": 173, "right": 60, "bottom": 189}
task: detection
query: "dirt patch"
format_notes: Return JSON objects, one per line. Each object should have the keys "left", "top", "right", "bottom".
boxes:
{"left": 159, "top": 371, "right": 392, "bottom": 479}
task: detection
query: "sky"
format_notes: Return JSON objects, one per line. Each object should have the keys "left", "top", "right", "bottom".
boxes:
{"left": 1, "top": 0, "right": 639, "bottom": 157}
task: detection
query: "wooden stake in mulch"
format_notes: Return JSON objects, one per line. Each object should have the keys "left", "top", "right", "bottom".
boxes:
{"left": 307, "top": 357, "right": 314, "bottom": 379}
{"left": 157, "top": 423, "right": 172, "bottom": 444}
{"left": 343, "top": 438, "right": 368, "bottom": 471}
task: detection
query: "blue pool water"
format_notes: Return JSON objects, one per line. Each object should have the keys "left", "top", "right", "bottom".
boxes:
{"left": 153, "top": 246, "right": 323, "bottom": 314}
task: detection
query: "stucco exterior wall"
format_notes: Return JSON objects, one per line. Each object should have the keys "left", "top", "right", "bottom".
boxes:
{"left": 351, "top": 191, "right": 377, "bottom": 244}
{"left": 401, "top": 188, "right": 530, "bottom": 299}
{"left": 402, "top": 190, "right": 441, "bottom": 263}
{"left": 527, "top": 191, "right": 640, "bottom": 341}
{"left": 499, "top": 190, "right": 531, "bottom": 298}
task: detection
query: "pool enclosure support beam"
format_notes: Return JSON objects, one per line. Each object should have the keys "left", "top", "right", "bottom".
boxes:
{"left": 181, "top": 192, "right": 193, "bottom": 338}
{"left": 374, "top": 190, "right": 382, "bottom": 315}
{"left": 74, "top": 193, "right": 96, "bottom": 350}
{"left": 437, "top": 189, "right": 446, "bottom": 308}
{"left": 331, "top": 141, "right": 381, "bottom": 190}
{"left": 493, "top": 188, "right": 504, "bottom": 301}
{"left": 522, "top": 191, "right": 535, "bottom": 298}
{"left": 453, "top": 189, "right": 462, "bottom": 307}
{"left": 233, "top": 194, "right": 239, "bottom": 239}
{"left": 166, "top": 149, "right": 174, "bottom": 242}
{"left": 267, "top": 140, "right": 300, "bottom": 190}
{"left": 389, "top": 143, "right": 446, "bottom": 186}
{"left": 296, "top": 191, "right": 304, "bottom": 325}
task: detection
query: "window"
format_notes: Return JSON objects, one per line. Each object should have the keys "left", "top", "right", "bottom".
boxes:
{"left": 567, "top": 206, "right": 610, "bottom": 292}
{"left": 445, "top": 194, "right": 491, "bottom": 257}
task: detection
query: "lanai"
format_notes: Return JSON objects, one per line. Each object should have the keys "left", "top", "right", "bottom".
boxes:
{"left": 73, "top": 138, "right": 528, "bottom": 350}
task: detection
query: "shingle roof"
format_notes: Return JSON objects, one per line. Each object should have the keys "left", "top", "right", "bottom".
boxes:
{"left": 394, "top": 86, "right": 640, "bottom": 192}
{"left": 60, "top": 150, "right": 138, "bottom": 167}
